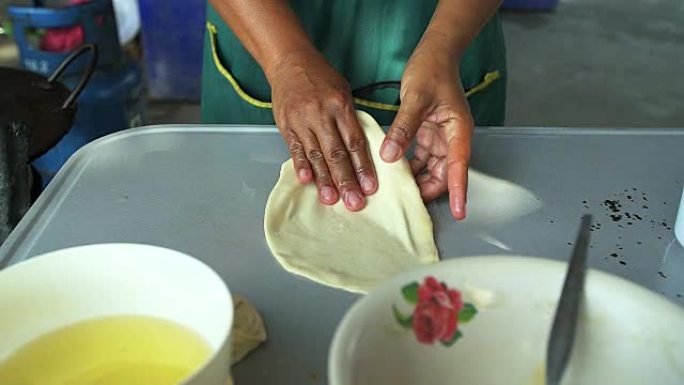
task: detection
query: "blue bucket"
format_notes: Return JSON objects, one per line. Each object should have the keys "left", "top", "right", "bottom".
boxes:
{"left": 137, "top": 0, "right": 206, "bottom": 100}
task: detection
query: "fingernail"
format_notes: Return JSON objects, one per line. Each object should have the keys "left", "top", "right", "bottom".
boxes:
{"left": 451, "top": 194, "right": 466, "bottom": 219}
{"left": 321, "top": 186, "right": 337, "bottom": 202}
{"left": 381, "top": 141, "right": 400, "bottom": 162}
{"left": 298, "top": 169, "right": 312, "bottom": 181}
{"left": 360, "top": 175, "right": 375, "bottom": 193}
{"left": 345, "top": 191, "right": 364, "bottom": 209}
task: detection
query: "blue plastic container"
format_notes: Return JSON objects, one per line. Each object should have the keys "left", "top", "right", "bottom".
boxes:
{"left": 501, "top": 0, "right": 559, "bottom": 10}
{"left": 8, "top": 0, "right": 121, "bottom": 76}
{"left": 137, "top": 0, "right": 206, "bottom": 101}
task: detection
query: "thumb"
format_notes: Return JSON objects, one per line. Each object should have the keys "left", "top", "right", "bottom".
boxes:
{"left": 381, "top": 94, "right": 431, "bottom": 163}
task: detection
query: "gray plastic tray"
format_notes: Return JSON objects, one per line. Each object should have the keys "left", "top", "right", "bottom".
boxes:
{"left": 1, "top": 125, "right": 683, "bottom": 384}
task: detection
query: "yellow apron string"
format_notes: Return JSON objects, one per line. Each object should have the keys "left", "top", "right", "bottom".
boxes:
{"left": 207, "top": 23, "right": 272, "bottom": 109}
{"left": 207, "top": 22, "right": 500, "bottom": 112}
{"left": 464, "top": 70, "right": 500, "bottom": 98}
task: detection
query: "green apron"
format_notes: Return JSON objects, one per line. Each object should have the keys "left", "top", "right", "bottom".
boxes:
{"left": 201, "top": 1, "right": 506, "bottom": 127}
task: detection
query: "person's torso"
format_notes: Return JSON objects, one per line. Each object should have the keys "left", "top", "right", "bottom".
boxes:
{"left": 202, "top": 1, "right": 506, "bottom": 125}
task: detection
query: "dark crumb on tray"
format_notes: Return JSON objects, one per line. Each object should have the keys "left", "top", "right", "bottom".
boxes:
{"left": 603, "top": 200, "right": 621, "bottom": 213}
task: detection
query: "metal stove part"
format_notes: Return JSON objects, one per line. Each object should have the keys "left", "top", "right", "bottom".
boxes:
{"left": 0, "top": 122, "right": 31, "bottom": 244}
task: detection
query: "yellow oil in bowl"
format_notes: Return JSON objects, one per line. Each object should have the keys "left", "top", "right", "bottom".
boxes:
{"left": 0, "top": 315, "right": 213, "bottom": 385}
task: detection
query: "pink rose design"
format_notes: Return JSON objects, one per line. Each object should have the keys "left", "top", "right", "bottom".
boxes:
{"left": 411, "top": 276, "right": 464, "bottom": 344}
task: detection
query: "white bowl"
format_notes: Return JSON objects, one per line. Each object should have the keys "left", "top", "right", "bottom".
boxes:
{"left": 0, "top": 243, "right": 233, "bottom": 385}
{"left": 329, "top": 256, "right": 684, "bottom": 385}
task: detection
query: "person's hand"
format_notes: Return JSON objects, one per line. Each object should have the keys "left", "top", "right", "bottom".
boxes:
{"left": 380, "top": 43, "right": 474, "bottom": 220}
{"left": 268, "top": 51, "right": 377, "bottom": 211}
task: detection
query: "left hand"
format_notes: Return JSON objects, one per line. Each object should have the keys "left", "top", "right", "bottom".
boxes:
{"left": 380, "top": 43, "right": 474, "bottom": 220}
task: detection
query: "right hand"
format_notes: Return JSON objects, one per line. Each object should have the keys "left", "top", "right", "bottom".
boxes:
{"left": 268, "top": 52, "right": 377, "bottom": 211}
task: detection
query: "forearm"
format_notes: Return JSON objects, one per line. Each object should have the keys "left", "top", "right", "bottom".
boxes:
{"left": 209, "top": 0, "right": 320, "bottom": 80}
{"left": 418, "top": 0, "right": 502, "bottom": 59}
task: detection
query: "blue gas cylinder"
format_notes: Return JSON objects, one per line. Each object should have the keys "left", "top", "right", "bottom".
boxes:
{"left": 9, "top": 0, "right": 122, "bottom": 77}
{"left": 9, "top": 0, "right": 145, "bottom": 187}
{"left": 32, "top": 59, "right": 144, "bottom": 186}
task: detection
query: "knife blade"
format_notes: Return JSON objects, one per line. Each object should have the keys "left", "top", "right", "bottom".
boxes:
{"left": 546, "top": 214, "right": 592, "bottom": 385}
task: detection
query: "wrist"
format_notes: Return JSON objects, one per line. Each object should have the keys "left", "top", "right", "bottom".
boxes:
{"left": 409, "top": 36, "right": 462, "bottom": 76}
{"left": 415, "top": 30, "right": 466, "bottom": 65}
{"left": 263, "top": 46, "right": 324, "bottom": 84}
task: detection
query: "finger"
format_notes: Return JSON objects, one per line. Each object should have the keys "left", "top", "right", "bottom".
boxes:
{"left": 315, "top": 120, "right": 366, "bottom": 211}
{"left": 336, "top": 109, "right": 377, "bottom": 195}
{"left": 381, "top": 92, "right": 431, "bottom": 162}
{"left": 446, "top": 125, "right": 473, "bottom": 220}
{"left": 409, "top": 145, "right": 430, "bottom": 175}
{"left": 284, "top": 128, "right": 313, "bottom": 184}
{"left": 299, "top": 131, "right": 339, "bottom": 205}
{"left": 418, "top": 158, "right": 447, "bottom": 202}
{"left": 419, "top": 175, "right": 447, "bottom": 202}
{"left": 427, "top": 156, "right": 440, "bottom": 172}
{"left": 417, "top": 173, "right": 431, "bottom": 184}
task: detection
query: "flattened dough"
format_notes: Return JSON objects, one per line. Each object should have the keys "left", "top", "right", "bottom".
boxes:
{"left": 264, "top": 111, "right": 439, "bottom": 293}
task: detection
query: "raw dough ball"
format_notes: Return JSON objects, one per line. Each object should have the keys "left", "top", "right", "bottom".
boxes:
{"left": 231, "top": 295, "right": 267, "bottom": 365}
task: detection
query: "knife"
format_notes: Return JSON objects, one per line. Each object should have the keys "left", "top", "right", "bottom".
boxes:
{"left": 546, "top": 214, "right": 592, "bottom": 385}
